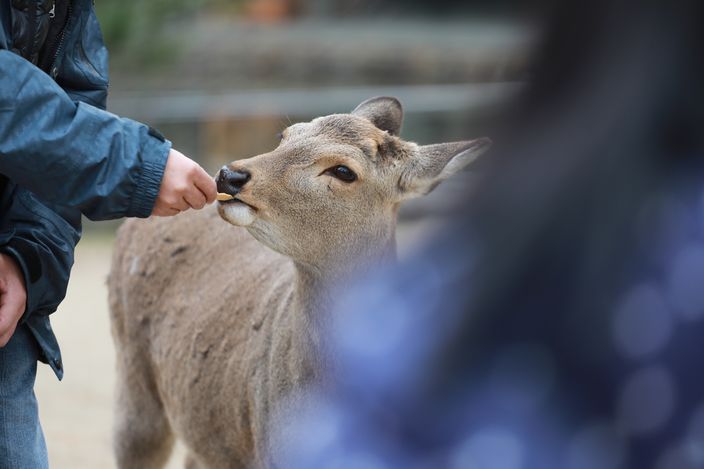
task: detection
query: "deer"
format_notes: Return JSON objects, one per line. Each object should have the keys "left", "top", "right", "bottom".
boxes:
{"left": 107, "top": 96, "right": 490, "bottom": 468}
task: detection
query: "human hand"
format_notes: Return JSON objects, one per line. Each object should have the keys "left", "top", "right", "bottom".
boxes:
{"left": 152, "top": 149, "right": 217, "bottom": 216}
{"left": 0, "top": 253, "right": 27, "bottom": 347}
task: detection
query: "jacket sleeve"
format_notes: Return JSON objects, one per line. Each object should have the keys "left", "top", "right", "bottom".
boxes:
{"left": 0, "top": 184, "right": 80, "bottom": 320}
{"left": 0, "top": 49, "right": 171, "bottom": 221}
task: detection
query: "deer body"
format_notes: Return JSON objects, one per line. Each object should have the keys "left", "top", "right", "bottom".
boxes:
{"left": 108, "top": 97, "right": 489, "bottom": 468}
{"left": 110, "top": 210, "right": 322, "bottom": 468}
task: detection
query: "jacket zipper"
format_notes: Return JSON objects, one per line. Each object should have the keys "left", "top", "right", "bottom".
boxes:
{"left": 43, "top": 1, "right": 72, "bottom": 78}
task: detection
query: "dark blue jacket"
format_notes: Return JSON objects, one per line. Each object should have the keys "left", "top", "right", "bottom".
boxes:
{"left": 0, "top": 0, "right": 171, "bottom": 379}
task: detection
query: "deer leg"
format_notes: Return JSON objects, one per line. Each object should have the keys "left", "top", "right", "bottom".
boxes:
{"left": 113, "top": 353, "right": 174, "bottom": 469}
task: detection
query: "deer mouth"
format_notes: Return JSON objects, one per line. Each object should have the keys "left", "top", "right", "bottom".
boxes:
{"left": 218, "top": 196, "right": 258, "bottom": 227}
{"left": 218, "top": 197, "right": 258, "bottom": 211}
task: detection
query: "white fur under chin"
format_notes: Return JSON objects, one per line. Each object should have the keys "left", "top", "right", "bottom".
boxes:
{"left": 220, "top": 203, "right": 256, "bottom": 226}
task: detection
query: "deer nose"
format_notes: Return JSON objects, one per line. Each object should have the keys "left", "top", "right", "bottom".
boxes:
{"left": 216, "top": 166, "right": 251, "bottom": 195}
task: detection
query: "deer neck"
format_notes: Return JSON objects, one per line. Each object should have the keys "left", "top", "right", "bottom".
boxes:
{"left": 291, "top": 232, "right": 398, "bottom": 320}
{"left": 279, "top": 234, "right": 397, "bottom": 385}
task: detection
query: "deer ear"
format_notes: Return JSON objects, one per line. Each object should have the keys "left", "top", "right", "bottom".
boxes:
{"left": 399, "top": 137, "right": 492, "bottom": 198}
{"left": 351, "top": 96, "right": 403, "bottom": 136}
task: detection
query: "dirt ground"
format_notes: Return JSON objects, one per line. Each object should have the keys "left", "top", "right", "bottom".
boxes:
{"left": 31, "top": 218, "right": 442, "bottom": 468}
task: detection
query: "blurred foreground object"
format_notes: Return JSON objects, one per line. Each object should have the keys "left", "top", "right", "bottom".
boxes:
{"left": 276, "top": 1, "right": 704, "bottom": 468}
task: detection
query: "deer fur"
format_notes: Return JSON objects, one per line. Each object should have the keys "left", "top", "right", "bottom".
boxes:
{"left": 108, "top": 97, "right": 490, "bottom": 468}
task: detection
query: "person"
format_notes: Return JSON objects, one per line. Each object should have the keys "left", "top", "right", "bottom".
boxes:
{"left": 0, "top": 1, "right": 217, "bottom": 466}
{"left": 275, "top": 1, "right": 704, "bottom": 468}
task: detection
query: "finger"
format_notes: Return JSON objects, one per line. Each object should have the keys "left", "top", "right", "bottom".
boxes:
{"left": 192, "top": 167, "right": 218, "bottom": 204}
{"left": 164, "top": 207, "right": 181, "bottom": 217}
{"left": 183, "top": 188, "right": 207, "bottom": 210}
{"left": 152, "top": 206, "right": 181, "bottom": 217}
{"left": 0, "top": 315, "right": 10, "bottom": 346}
{"left": 0, "top": 323, "right": 16, "bottom": 347}
{"left": 0, "top": 298, "right": 23, "bottom": 348}
{"left": 174, "top": 197, "right": 190, "bottom": 212}
{"left": 163, "top": 197, "right": 189, "bottom": 213}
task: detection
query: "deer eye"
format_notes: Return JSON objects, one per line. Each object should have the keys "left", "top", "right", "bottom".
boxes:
{"left": 325, "top": 165, "right": 357, "bottom": 183}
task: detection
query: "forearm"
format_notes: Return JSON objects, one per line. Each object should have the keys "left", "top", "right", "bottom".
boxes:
{"left": 0, "top": 50, "right": 169, "bottom": 220}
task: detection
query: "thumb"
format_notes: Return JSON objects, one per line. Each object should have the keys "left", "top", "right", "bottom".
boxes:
{"left": 193, "top": 165, "right": 218, "bottom": 204}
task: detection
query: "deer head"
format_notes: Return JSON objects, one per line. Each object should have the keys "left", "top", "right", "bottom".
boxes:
{"left": 216, "top": 97, "right": 490, "bottom": 272}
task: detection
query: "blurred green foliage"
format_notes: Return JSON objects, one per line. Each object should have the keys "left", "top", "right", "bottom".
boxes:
{"left": 95, "top": 0, "right": 246, "bottom": 59}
